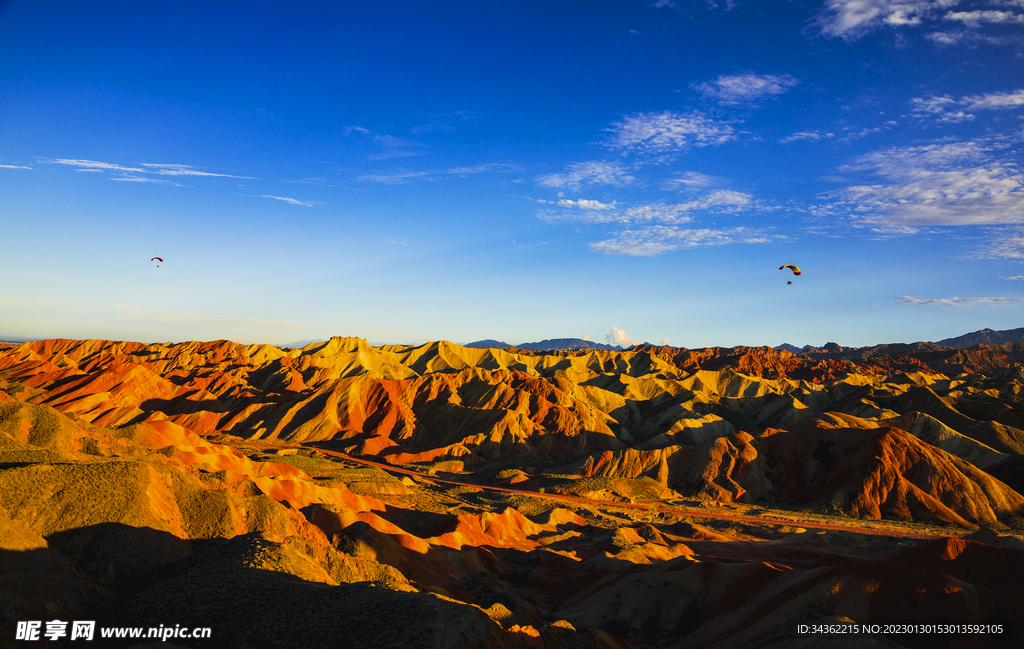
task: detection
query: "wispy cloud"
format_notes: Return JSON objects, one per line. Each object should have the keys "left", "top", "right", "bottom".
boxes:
{"left": 816, "top": 0, "right": 961, "bottom": 40}
{"left": 831, "top": 138, "right": 1024, "bottom": 226}
{"left": 43, "top": 158, "right": 145, "bottom": 173}
{"left": 258, "top": 195, "right": 320, "bottom": 206}
{"left": 284, "top": 177, "right": 334, "bottom": 186}
{"left": 984, "top": 227, "right": 1024, "bottom": 258}
{"left": 910, "top": 88, "right": 1024, "bottom": 122}
{"left": 909, "top": 94, "right": 976, "bottom": 122}
{"left": 40, "top": 158, "right": 255, "bottom": 180}
{"left": 409, "top": 110, "right": 476, "bottom": 134}
{"left": 964, "top": 88, "right": 1024, "bottom": 110}
{"left": 780, "top": 130, "right": 835, "bottom": 144}
{"left": 0, "top": 164, "right": 31, "bottom": 170}
{"left": 817, "top": 0, "right": 1024, "bottom": 44}
{"left": 590, "top": 225, "right": 779, "bottom": 256}
{"left": 945, "top": 9, "right": 1024, "bottom": 25}
{"left": 692, "top": 72, "right": 799, "bottom": 105}
{"left": 661, "top": 171, "right": 719, "bottom": 190}
{"left": 343, "top": 124, "right": 429, "bottom": 160}
{"left": 139, "top": 163, "right": 253, "bottom": 178}
{"left": 535, "top": 161, "right": 635, "bottom": 190}
{"left": 358, "top": 163, "right": 519, "bottom": 184}
{"left": 926, "top": 28, "right": 1021, "bottom": 46}
{"left": 110, "top": 176, "right": 182, "bottom": 185}
{"left": 605, "top": 111, "right": 735, "bottom": 155}
{"left": 896, "top": 295, "right": 1016, "bottom": 305}
{"left": 539, "top": 191, "right": 760, "bottom": 225}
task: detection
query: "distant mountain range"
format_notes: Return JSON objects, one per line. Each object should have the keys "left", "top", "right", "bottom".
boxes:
{"left": 465, "top": 337, "right": 623, "bottom": 351}
{"left": 932, "top": 327, "right": 1024, "bottom": 348}
{"left": 9, "top": 326, "right": 1024, "bottom": 353}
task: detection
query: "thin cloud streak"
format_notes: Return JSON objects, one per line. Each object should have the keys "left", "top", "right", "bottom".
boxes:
{"left": 41, "top": 158, "right": 255, "bottom": 179}
{"left": 259, "top": 195, "right": 319, "bottom": 206}
{"left": 139, "top": 163, "right": 255, "bottom": 179}
{"left": 896, "top": 295, "right": 1016, "bottom": 305}
{"left": 358, "top": 163, "right": 519, "bottom": 184}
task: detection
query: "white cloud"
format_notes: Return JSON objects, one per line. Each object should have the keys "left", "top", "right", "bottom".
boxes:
{"left": 909, "top": 94, "right": 976, "bottom": 122}
{"left": 139, "top": 163, "right": 254, "bottom": 179}
{"left": 896, "top": 295, "right": 1016, "bottom": 305}
{"left": 945, "top": 9, "right": 1024, "bottom": 24}
{"left": 605, "top": 111, "right": 735, "bottom": 155}
{"left": 691, "top": 72, "right": 799, "bottom": 105}
{"left": 964, "top": 89, "right": 1024, "bottom": 110}
{"left": 535, "top": 161, "right": 635, "bottom": 190}
{"left": 779, "top": 131, "right": 836, "bottom": 144}
{"left": 986, "top": 227, "right": 1024, "bottom": 258}
{"left": 661, "top": 171, "right": 718, "bottom": 190}
{"left": 43, "top": 158, "right": 145, "bottom": 173}
{"left": 925, "top": 28, "right": 1019, "bottom": 45}
{"left": 0, "top": 164, "right": 31, "bottom": 170}
{"left": 605, "top": 327, "right": 638, "bottom": 346}
{"left": 259, "top": 195, "right": 319, "bottom": 206}
{"left": 359, "top": 163, "right": 519, "bottom": 184}
{"left": 110, "top": 176, "right": 181, "bottom": 185}
{"left": 41, "top": 158, "right": 255, "bottom": 180}
{"left": 911, "top": 88, "right": 1024, "bottom": 121}
{"left": 555, "top": 198, "right": 616, "bottom": 210}
{"left": 539, "top": 191, "right": 760, "bottom": 225}
{"left": 834, "top": 139, "right": 1024, "bottom": 226}
{"left": 589, "top": 225, "right": 778, "bottom": 256}
{"left": 1001, "top": 275, "right": 1024, "bottom": 279}
{"left": 817, "top": 0, "right": 964, "bottom": 39}
{"left": 358, "top": 170, "right": 431, "bottom": 183}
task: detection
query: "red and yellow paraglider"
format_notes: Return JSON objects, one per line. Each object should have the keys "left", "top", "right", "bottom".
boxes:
{"left": 780, "top": 264, "right": 800, "bottom": 285}
{"left": 151, "top": 257, "right": 163, "bottom": 267}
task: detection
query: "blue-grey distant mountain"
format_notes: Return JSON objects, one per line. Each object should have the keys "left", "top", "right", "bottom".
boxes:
{"left": 464, "top": 339, "right": 513, "bottom": 348}
{"left": 516, "top": 338, "right": 622, "bottom": 351}
{"left": 773, "top": 343, "right": 801, "bottom": 353}
{"left": 932, "top": 327, "right": 1024, "bottom": 348}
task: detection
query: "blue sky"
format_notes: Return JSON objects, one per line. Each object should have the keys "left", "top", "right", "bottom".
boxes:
{"left": 2, "top": 0, "right": 1024, "bottom": 348}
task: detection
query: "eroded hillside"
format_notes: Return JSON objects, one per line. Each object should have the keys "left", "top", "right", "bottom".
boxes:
{"left": 2, "top": 338, "right": 1024, "bottom": 648}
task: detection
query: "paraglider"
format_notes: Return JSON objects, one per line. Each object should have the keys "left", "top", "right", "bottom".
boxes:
{"left": 780, "top": 264, "right": 800, "bottom": 286}
{"left": 151, "top": 257, "right": 163, "bottom": 267}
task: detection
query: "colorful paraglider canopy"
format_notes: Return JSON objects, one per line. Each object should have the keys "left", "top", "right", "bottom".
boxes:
{"left": 779, "top": 264, "right": 801, "bottom": 275}
{"left": 151, "top": 257, "right": 163, "bottom": 262}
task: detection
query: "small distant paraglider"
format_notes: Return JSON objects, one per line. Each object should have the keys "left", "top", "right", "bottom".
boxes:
{"left": 780, "top": 264, "right": 801, "bottom": 285}
{"left": 151, "top": 257, "right": 163, "bottom": 267}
